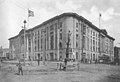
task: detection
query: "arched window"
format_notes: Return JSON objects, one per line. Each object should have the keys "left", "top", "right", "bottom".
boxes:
{"left": 59, "top": 42, "right": 62, "bottom": 49}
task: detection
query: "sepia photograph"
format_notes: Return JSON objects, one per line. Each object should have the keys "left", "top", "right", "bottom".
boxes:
{"left": 0, "top": 0, "right": 120, "bottom": 82}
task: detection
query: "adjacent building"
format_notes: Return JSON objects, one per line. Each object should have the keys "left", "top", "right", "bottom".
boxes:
{"left": 0, "top": 47, "right": 10, "bottom": 60}
{"left": 114, "top": 46, "right": 120, "bottom": 65}
{"left": 8, "top": 13, "right": 115, "bottom": 63}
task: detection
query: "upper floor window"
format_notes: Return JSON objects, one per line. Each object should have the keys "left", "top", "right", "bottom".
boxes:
{"left": 41, "top": 39, "right": 43, "bottom": 50}
{"left": 44, "top": 28, "right": 46, "bottom": 33}
{"left": 55, "top": 23, "right": 57, "bottom": 29}
{"left": 76, "top": 42, "right": 78, "bottom": 48}
{"left": 82, "top": 25, "right": 86, "bottom": 35}
{"left": 96, "top": 33, "right": 97, "bottom": 37}
{"left": 59, "top": 22, "right": 62, "bottom": 28}
{"left": 93, "top": 32, "right": 95, "bottom": 36}
{"left": 50, "top": 25, "right": 54, "bottom": 31}
{"left": 60, "top": 29, "right": 62, "bottom": 32}
{"left": 91, "top": 30, "right": 92, "bottom": 35}
{"left": 41, "top": 29, "right": 45, "bottom": 34}
{"left": 59, "top": 42, "right": 62, "bottom": 49}
{"left": 50, "top": 35, "right": 54, "bottom": 49}
{"left": 76, "top": 29, "right": 78, "bottom": 32}
{"left": 87, "top": 27, "right": 89, "bottom": 34}
{"left": 60, "top": 33, "right": 62, "bottom": 40}
{"left": 93, "top": 40, "right": 95, "bottom": 45}
{"left": 76, "top": 34, "right": 78, "bottom": 39}
{"left": 38, "top": 31, "right": 40, "bottom": 35}
{"left": 50, "top": 32, "right": 54, "bottom": 35}
{"left": 76, "top": 23, "right": 78, "bottom": 28}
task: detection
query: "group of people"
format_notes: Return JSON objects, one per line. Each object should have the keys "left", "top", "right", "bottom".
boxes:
{"left": 16, "top": 58, "right": 69, "bottom": 75}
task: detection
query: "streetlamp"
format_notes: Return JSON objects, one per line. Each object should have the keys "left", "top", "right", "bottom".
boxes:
{"left": 22, "top": 20, "right": 27, "bottom": 64}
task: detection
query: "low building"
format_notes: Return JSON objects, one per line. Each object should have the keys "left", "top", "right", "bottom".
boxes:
{"left": 114, "top": 46, "right": 120, "bottom": 65}
{"left": 0, "top": 47, "right": 10, "bottom": 60}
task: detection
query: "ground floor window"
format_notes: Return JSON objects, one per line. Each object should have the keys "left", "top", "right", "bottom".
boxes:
{"left": 50, "top": 52, "right": 54, "bottom": 61}
{"left": 93, "top": 54, "right": 95, "bottom": 61}
{"left": 76, "top": 52, "right": 78, "bottom": 60}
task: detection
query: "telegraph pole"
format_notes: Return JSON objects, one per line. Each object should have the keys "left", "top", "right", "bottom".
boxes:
{"left": 23, "top": 20, "right": 27, "bottom": 64}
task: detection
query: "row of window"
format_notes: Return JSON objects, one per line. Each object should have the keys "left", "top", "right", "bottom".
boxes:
{"left": 76, "top": 22, "right": 99, "bottom": 36}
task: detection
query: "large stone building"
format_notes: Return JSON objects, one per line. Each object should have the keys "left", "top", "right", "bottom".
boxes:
{"left": 8, "top": 13, "right": 115, "bottom": 63}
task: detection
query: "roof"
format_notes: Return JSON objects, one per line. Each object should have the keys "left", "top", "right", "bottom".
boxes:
{"left": 8, "top": 29, "right": 24, "bottom": 40}
{"left": 8, "top": 12, "right": 115, "bottom": 41}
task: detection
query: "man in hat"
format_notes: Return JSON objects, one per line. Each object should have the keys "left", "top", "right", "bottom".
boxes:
{"left": 17, "top": 61, "right": 23, "bottom": 75}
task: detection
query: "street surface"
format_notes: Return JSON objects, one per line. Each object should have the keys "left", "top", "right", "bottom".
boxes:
{"left": 0, "top": 61, "right": 120, "bottom": 82}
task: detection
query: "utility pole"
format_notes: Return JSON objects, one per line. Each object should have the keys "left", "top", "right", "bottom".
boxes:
{"left": 23, "top": 20, "right": 27, "bottom": 64}
{"left": 99, "top": 13, "right": 101, "bottom": 62}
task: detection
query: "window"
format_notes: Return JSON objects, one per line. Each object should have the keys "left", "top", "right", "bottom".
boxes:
{"left": 55, "top": 23, "right": 57, "bottom": 28}
{"left": 35, "top": 46, "right": 37, "bottom": 51}
{"left": 93, "top": 46, "right": 95, "bottom": 51}
{"left": 44, "top": 28, "right": 46, "bottom": 33}
{"left": 87, "top": 38, "right": 89, "bottom": 50}
{"left": 83, "top": 36, "right": 85, "bottom": 49}
{"left": 91, "top": 39, "right": 92, "bottom": 51}
{"left": 96, "top": 47, "right": 97, "bottom": 52}
{"left": 35, "top": 40, "right": 37, "bottom": 45}
{"left": 93, "top": 54, "right": 95, "bottom": 61}
{"left": 96, "top": 33, "right": 97, "bottom": 37}
{"left": 59, "top": 22, "right": 62, "bottom": 28}
{"left": 93, "top": 32, "right": 95, "bottom": 36}
{"left": 38, "top": 31, "right": 40, "bottom": 35}
{"left": 50, "top": 25, "right": 54, "bottom": 31}
{"left": 76, "top": 34, "right": 78, "bottom": 39}
{"left": 76, "top": 29, "right": 78, "bottom": 32}
{"left": 83, "top": 25, "right": 86, "bottom": 34}
{"left": 50, "top": 32, "right": 53, "bottom": 35}
{"left": 44, "top": 38, "right": 46, "bottom": 50}
{"left": 76, "top": 42, "right": 78, "bottom": 48}
{"left": 96, "top": 41, "right": 97, "bottom": 46}
{"left": 29, "top": 47, "right": 31, "bottom": 52}
{"left": 41, "top": 39, "right": 43, "bottom": 50}
{"left": 91, "top": 30, "right": 92, "bottom": 35}
{"left": 87, "top": 28, "right": 89, "bottom": 34}
{"left": 60, "top": 29, "right": 62, "bottom": 32}
{"left": 50, "top": 36, "right": 54, "bottom": 49}
{"left": 59, "top": 42, "right": 62, "bottom": 49}
{"left": 38, "top": 39, "right": 39, "bottom": 51}
{"left": 60, "top": 33, "right": 62, "bottom": 40}
{"left": 93, "top": 40, "right": 95, "bottom": 45}
{"left": 76, "top": 23, "right": 78, "bottom": 28}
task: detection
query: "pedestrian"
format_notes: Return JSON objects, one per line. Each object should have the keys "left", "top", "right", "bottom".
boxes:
{"left": 63, "top": 58, "right": 67, "bottom": 71}
{"left": 17, "top": 61, "right": 23, "bottom": 75}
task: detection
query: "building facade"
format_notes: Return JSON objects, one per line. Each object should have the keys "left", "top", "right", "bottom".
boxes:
{"left": 8, "top": 13, "right": 115, "bottom": 63}
{"left": 0, "top": 47, "right": 9, "bottom": 60}
{"left": 114, "top": 46, "right": 120, "bottom": 65}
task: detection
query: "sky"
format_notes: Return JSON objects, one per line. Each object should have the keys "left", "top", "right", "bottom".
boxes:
{"left": 0, "top": 0, "right": 120, "bottom": 48}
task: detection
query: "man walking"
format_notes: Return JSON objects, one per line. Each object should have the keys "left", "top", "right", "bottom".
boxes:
{"left": 17, "top": 61, "right": 23, "bottom": 75}
{"left": 63, "top": 58, "right": 67, "bottom": 71}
